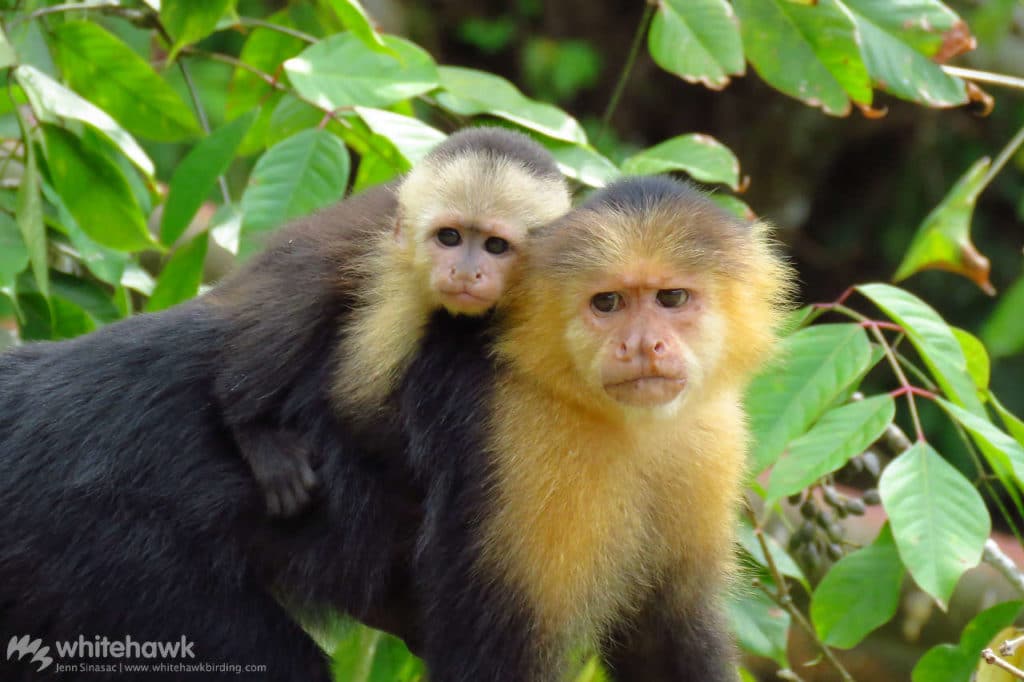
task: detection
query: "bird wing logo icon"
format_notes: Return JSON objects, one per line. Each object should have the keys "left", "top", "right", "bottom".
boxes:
{"left": 7, "top": 635, "right": 54, "bottom": 671}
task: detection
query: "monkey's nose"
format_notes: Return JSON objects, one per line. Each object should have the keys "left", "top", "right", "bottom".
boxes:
{"left": 642, "top": 338, "right": 666, "bottom": 359}
{"left": 616, "top": 333, "right": 641, "bottom": 360}
{"left": 452, "top": 267, "right": 476, "bottom": 282}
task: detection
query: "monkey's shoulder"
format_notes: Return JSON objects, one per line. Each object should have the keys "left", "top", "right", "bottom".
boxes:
{"left": 396, "top": 312, "right": 496, "bottom": 468}
{"left": 403, "top": 312, "right": 496, "bottom": 397}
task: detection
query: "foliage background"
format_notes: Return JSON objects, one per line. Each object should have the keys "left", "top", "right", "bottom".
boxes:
{"left": 1, "top": 0, "right": 1023, "bottom": 681}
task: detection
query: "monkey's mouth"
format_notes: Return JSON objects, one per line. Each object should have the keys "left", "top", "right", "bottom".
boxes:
{"left": 439, "top": 288, "right": 496, "bottom": 314}
{"left": 603, "top": 377, "right": 687, "bottom": 407}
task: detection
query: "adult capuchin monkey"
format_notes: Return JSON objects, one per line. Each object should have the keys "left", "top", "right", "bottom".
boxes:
{"left": 0, "top": 128, "right": 569, "bottom": 680}
{"left": 213, "top": 127, "right": 571, "bottom": 516}
{"left": 395, "top": 175, "right": 795, "bottom": 680}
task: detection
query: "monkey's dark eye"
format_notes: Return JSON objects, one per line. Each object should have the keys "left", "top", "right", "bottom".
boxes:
{"left": 436, "top": 228, "right": 462, "bottom": 247}
{"left": 591, "top": 292, "right": 623, "bottom": 313}
{"left": 484, "top": 237, "right": 510, "bottom": 255}
{"left": 656, "top": 288, "right": 690, "bottom": 308}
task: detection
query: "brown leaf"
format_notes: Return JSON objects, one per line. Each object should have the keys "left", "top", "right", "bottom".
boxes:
{"left": 965, "top": 82, "right": 995, "bottom": 117}
{"left": 856, "top": 102, "right": 888, "bottom": 120}
{"left": 933, "top": 20, "right": 976, "bottom": 64}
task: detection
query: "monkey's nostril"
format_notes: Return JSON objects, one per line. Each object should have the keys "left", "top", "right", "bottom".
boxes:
{"left": 653, "top": 341, "right": 665, "bottom": 355}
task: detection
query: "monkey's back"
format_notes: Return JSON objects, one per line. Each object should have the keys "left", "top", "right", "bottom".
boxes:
{"left": 0, "top": 304, "right": 262, "bottom": 640}
{"left": 0, "top": 182, "right": 420, "bottom": 674}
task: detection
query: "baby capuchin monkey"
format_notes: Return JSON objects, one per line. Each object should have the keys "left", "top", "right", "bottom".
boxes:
{"left": 398, "top": 175, "right": 795, "bottom": 680}
{"left": 213, "top": 127, "right": 571, "bottom": 516}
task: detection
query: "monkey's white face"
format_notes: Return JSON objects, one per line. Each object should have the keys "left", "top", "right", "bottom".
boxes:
{"left": 423, "top": 219, "right": 521, "bottom": 316}
{"left": 577, "top": 268, "right": 706, "bottom": 409}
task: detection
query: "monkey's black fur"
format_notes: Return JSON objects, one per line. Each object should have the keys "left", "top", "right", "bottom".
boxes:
{"left": 394, "top": 311, "right": 547, "bottom": 680}
{"left": 0, "top": 185, "right": 425, "bottom": 681}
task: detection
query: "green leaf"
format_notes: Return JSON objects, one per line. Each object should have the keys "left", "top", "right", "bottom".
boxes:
{"left": 858, "top": 283, "right": 984, "bottom": 415}
{"left": 0, "top": 213, "right": 28, "bottom": 290}
{"left": 747, "top": 324, "right": 875, "bottom": 474}
{"left": 285, "top": 33, "right": 438, "bottom": 109}
{"left": 951, "top": 327, "right": 989, "bottom": 392}
{"left": 323, "top": 0, "right": 392, "bottom": 54}
{"left": 235, "top": 97, "right": 280, "bottom": 154}
{"left": 265, "top": 96, "right": 326, "bottom": 149}
{"left": 573, "top": 656, "right": 609, "bottom": 682}
{"left": 981, "top": 274, "right": 1024, "bottom": 358}
{"left": 729, "top": 583, "right": 790, "bottom": 667}
{"left": 40, "top": 182, "right": 128, "bottom": 286}
{"left": 330, "top": 625, "right": 424, "bottom": 682}
{"left": 458, "top": 17, "right": 517, "bottom": 54}
{"left": 42, "top": 126, "right": 154, "bottom": 252}
{"left": 811, "top": 524, "right": 904, "bottom": 648}
{"left": 121, "top": 262, "right": 156, "bottom": 297}
{"left": 239, "top": 129, "right": 350, "bottom": 258}
{"left": 879, "top": 441, "right": 989, "bottom": 608}
{"left": 161, "top": 111, "right": 256, "bottom": 246}
{"left": 893, "top": 157, "right": 993, "bottom": 294}
{"left": 912, "top": 600, "right": 1021, "bottom": 682}
{"left": 913, "top": 644, "right": 968, "bottom": 682}
{"left": 0, "top": 25, "right": 17, "bottom": 69}
{"left": 436, "top": 66, "right": 587, "bottom": 144}
{"left": 766, "top": 395, "right": 895, "bottom": 502}
{"left": 49, "top": 22, "right": 201, "bottom": 143}
{"left": 18, "top": 288, "right": 96, "bottom": 341}
{"left": 647, "top": 0, "right": 744, "bottom": 89}
{"left": 16, "top": 292, "right": 52, "bottom": 341}
{"left": 709, "top": 193, "right": 753, "bottom": 220}
{"left": 522, "top": 38, "right": 601, "bottom": 103}
{"left": 732, "top": 0, "right": 871, "bottom": 115}
{"left": 990, "top": 394, "right": 1024, "bottom": 448}
{"left": 936, "top": 398, "right": 1024, "bottom": 492}
{"left": 209, "top": 203, "right": 244, "bottom": 256}
{"left": 843, "top": 0, "right": 963, "bottom": 59}
{"left": 622, "top": 134, "right": 740, "bottom": 189}
{"left": 353, "top": 107, "right": 446, "bottom": 165}
{"left": 337, "top": 110, "right": 408, "bottom": 174}
{"left": 145, "top": 234, "right": 208, "bottom": 312}
{"left": 353, "top": 146, "right": 406, "bottom": 192}
{"left": 737, "top": 522, "right": 808, "bottom": 589}
{"left": 48, "top": 297, "right": 96, "bottom": 339}
{"left": 548, "top": 142, "right": 621, "bottom": 188}
{"left": 14, "top": 64, "right": 154, "bottom": 176}
{"left": 15, "top": 120, "right": 47, "bottom": 297}
{"left": 81, "top": 127, "right": 157, "bottom": 217}
{"left": 843, "top": 1, "right": 967, "bottom": 107}
{"left": 970, "top": 0, "right": 1018, "bottom": 47}
{"left": 51, "top": 271, "right": 122, "bottom": 325}
{"left": 161, "top": 0, "right": 236, "bottom": 60}
{"left": 227, "top": 11, "right": 307, "bottom": 117}
{"left": 960, "top": 600, "right": 1022, "bottom": 653}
